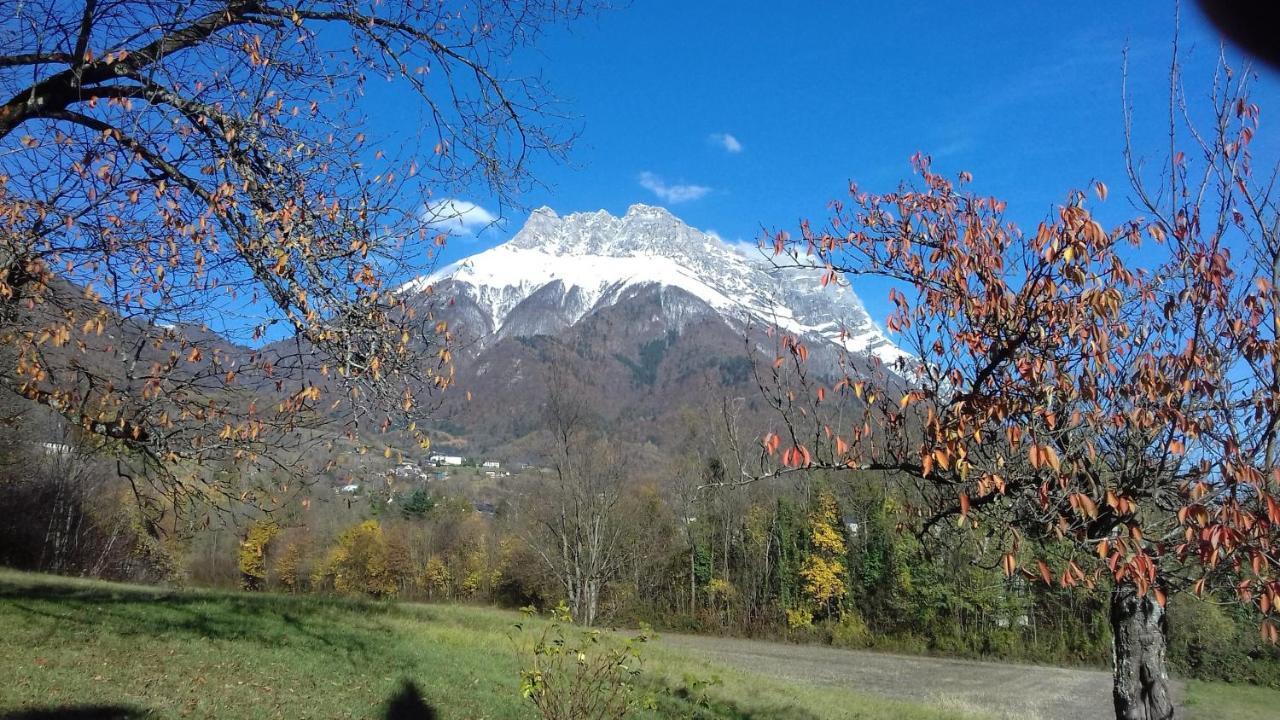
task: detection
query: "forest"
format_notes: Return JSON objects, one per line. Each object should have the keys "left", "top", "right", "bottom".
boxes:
{"left": 3, "top": 389, "right": 1277, "bottom": 691}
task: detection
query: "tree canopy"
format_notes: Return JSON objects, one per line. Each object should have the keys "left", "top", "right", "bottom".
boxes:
{"left": 756, "top": 53, "right": 1279, "bottom": 720}
{"left": 0, "top": 0, "right": 586, "bottom": 513}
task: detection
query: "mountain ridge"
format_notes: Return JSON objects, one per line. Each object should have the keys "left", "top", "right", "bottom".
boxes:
{"left": 399, "top": 204, "right": 906, "bottom": 366}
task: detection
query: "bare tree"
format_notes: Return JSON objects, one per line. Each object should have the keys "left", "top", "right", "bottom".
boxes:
{"left": 528, "top": 368, "right": 625, "bottom": 626}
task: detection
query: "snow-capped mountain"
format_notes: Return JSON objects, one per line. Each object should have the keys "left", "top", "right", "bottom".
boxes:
{"left": 400, "top": 204, "right": 905, "bottom": 366}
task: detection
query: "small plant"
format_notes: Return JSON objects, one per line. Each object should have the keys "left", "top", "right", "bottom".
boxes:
{"left": 511, "top": 603, "right": 653, "bottom": 720}
{"left": 670, "top": 672, "right": 724, "bottom": 715}
{"left": 785, "top": 606, "right": 813, "bottom": 629}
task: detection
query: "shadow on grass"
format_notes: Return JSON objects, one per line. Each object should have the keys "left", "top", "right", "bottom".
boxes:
{"left": 0, "top": 682, "right": 442, "bottom": 720}
{"left": 653, "top": 688, "right": 824, "bottom": 720}
{"left": 0, "top": 706, "right": 145, "bottom": 719}
{"left": 383, "top": 680, "right": 438, "bottom": 720}
{"left": 0, "top": 575, "right": 401, "bottom": 663}
{"left": 0, "top": 575, "right": 810, "bottom": 720}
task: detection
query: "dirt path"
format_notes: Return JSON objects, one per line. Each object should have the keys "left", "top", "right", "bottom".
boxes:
{"left": 658, "top": 633, "right": 1178, "bottom": 720}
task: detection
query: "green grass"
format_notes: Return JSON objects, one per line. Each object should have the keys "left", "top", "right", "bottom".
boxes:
{"left": 0, "top": 570, "right": 983, "bottom": 720}
{"left": 4, "top": 570, "right": 1275, "bottom": 720}
{"left": 1184, "top": 680, "right": 1280, "bottom": 720}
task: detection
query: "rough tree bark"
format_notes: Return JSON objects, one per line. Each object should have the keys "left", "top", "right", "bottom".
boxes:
{"left": 1110, "top": 585, "right": 1175, "bottom": 720}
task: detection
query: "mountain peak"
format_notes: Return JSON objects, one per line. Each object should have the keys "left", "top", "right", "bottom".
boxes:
{"left": 506, "top": 204, "right": 696, "bottom": 257}
{"left": 624, "top": 203, "right": 675, "bottom": 219}
{"left": 407, "top": 205, "right": 907, "bottom": 367}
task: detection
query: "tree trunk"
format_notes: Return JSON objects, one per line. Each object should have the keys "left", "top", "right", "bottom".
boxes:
{"left": 1110, "top": 585, "right": 1175, "bottom": 720}
{"left": 688, "top": 536, "right": 696, "bottom": 614}
{"left": 585, "top": 578, "right": 599, "bottom": 627}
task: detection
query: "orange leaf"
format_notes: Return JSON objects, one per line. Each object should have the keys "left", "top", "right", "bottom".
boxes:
{"left": 1042, "top": 445, "right": 1061, "bottom": 472}
{"left": 1073, "top": 493, "right": 1098, "bottom": 520}
{"left": 762, "top": 433, "right": 780, "bottom": 456}
{"left": 1000, "top": 553, "right": 1017, "bottom": 578}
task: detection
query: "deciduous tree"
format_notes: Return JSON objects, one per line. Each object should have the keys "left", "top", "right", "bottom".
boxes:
{"left": 312, "top": 518, "right": 396, "bottom": 597}
{"left": 0, "top": 0, "right": 587, "bottom": 517}
{"left": 754, "top": 50, "right": 1278, "bottom": 720}
{"left": 236, "top": 518, "right": 278, "bottom": 590}
{"left": 528, "top": 369, "right": 626, "bottom": 626}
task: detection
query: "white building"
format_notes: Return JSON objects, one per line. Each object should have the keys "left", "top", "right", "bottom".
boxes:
{"left": 481, "top": 460, "right": 500, "bottom": 469}
{"left": 40, "top": 442, "right": 72, "bottom": 456}
{"left": 429, "top": 454, "right": 464, "bottom": 466}
{"left": 393, "top": 463, "right": 428, "bottom": 480}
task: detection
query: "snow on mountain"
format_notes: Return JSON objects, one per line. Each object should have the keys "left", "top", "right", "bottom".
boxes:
{"left": 399, "top": 204, "right": 907, "bottom": 366}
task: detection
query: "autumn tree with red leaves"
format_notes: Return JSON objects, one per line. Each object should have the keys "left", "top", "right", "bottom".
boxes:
{"left": 753, "top": 53, "right": 1278, "bottom": 720}
{"left": 0, "top": 1, "right": 586, "bottom": 521}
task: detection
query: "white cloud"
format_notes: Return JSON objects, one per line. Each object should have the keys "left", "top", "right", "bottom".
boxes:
{"left": 709, "top": 132, "right": 743, "bottom": 153}
{"left": 708, "top": 229, "right": 765, "bottom": 262}
{"left": 423, "top": 198, "right": 499, "bottom": 235}
{"left": 638, "top": 172, "right": 712, "bottom": 204}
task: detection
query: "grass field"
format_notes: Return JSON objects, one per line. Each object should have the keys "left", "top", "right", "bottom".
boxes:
{"left": 0, "top": 570, "right": 980, "bottom": 719}
{"left": 1, "top": 570, "right": 1275, "bottom": 720}
{"left": 1183, "top": 680, "right": 1280, "bottom": 720}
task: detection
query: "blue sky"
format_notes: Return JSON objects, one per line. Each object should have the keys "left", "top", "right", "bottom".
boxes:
{"left": 383, "top": 1, "right": 1280, "bottom": 327}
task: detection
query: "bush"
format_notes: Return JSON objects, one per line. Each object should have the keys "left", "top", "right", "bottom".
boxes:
{"left": 830, "top": 612, "right": 871, "bottom": 649}
{"left": 785, "top": 607, "right": 813, "bottom": 630}
{"left": 510, "top": 603, "right": 652, "bottom": 720}
{"left": 1168, "top": 594, "right": 1280, "bottom": 688}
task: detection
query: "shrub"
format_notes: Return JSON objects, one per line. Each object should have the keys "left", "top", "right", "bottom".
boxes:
{"left": 511, "top": 603, "right": 652, "bottom": 720}
{"left": 785, "top": 607, "right": 813, "bottom": 629}
{"left": 1167, "top": 594, "right": 1280, "bottom": 687}
{"left": 830, "top": 612, "right": 871, "bottom": 649}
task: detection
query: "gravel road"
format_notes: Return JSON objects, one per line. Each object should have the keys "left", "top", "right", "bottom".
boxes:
{"left": 657, "top": 633, "right": 1180, "bottom": 720}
